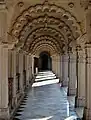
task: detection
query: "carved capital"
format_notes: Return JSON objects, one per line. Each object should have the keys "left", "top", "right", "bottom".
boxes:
{"left": 0, "top": 0, "right": 7, "bottom": 10}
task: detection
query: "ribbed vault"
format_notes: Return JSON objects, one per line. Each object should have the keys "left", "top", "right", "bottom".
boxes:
{"left": 9, "top": 1, "right": 82, "bottom": 55}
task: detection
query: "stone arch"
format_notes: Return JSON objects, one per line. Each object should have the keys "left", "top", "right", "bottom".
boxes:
{"left": 39, "top": 51, "right": 52, "bottom": 71}
{"left": 32, "top": 44, "right": 57, "bottom": 56}
{"left": 28, "top": 36, "right": 61, "bottom": 53}
{"left": 8, "top": 1, "right": 82, "bottom": 54}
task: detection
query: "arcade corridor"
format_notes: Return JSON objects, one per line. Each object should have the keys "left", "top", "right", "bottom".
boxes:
{"left": 13, "top": 71, "right": 80, "bottom": 120}
{"left": 1, "top": 0, "right": 91, "bottom": 120}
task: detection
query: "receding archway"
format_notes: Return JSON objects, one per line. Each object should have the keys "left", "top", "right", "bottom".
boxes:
{"left": 39, "top": 51, "right": 52, "bottom": 71}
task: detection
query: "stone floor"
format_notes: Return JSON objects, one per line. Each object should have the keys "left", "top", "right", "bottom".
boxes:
{"left": 13, "top": 71, "right": 81, "bottom": 120}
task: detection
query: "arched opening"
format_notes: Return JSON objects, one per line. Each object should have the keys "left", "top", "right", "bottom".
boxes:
{"left": 39, "top": 51, "right": 52, "bottom": 71}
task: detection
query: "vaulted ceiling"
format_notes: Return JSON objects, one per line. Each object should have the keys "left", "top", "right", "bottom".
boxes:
{"left": 8, "top": 0, "right": 82, "bottom": 55}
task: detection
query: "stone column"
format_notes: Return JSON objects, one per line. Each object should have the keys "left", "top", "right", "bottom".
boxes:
{"left": 19, "top": 53, "right": 24, "bottom": 94}
{"left": 29, "top": 55, "right": 32, "bottom": 80}
{"left": 83, "top": 44, "right": 91, "bottom": 119}
{"left": 60, "top": 55, "right": 63, "bottom": 82}
{"left": 52, "top": 54, "right": 61, "bottom": 78}
{"left": 26, "top": 55, "right": 30, "bottom": 87}
{"left": 0, "top": 4, "right": 9, "bottom": 119}
{"left": 52, "top": 56, "right": 55, "bottom": 73}
{"left": 67, "top": 50, "right": 77, "bottom": 96}
{"left": 75, "top": 47, "right": 85, "bottom": 107}
{"left": 55, "top": 55, "right": 61, "bottom": 79}
{"left": 0, "top": 45, "right": 9, "bottom": 119}
{"left": 32, "top": 55, "right": 34, "bottom": 76}
{"left": 11, "top": 50, "right": 17, "bottom": 105}
{"left": 83, "top": 3, "right": 91, "bottom": 119}
{"left": 62, "top": 54, "right": 69, "bottom": 87}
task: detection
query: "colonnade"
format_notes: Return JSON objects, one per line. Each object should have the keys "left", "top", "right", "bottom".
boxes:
{"left": 1, "top": 1, "right": 91, "bottom": 120}
{"left": 0, "top": 46, "right": 35, "bottom": 119}
{"left": 59, "top": 44, "right": 91, "bottom": 119}
{"left": 0, "top": 43, "right": 91, "bottom": 120}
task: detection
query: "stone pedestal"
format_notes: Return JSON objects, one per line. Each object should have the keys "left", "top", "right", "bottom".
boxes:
{"left": 75, "top": 48, "right": 85, "bottom": 107}
{"left": 62, "top": 54, "right": 69, "bottom": 87}
{"left": 83, "top": 108, "right": 91, "bottom": 120}
{"left": 75, "top": 97, "right": 85, "bottom": 107}
{"left": 0, "top": 45, "right": 9, "bottom": 119}
{"left": 67, "top": 52, "right": 77, "bottom": 96}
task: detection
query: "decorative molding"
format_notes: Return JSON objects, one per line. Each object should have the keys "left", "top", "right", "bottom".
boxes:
{"left": 17, "top": 2, "right": 24, "bottom": 8}
{"left": 68, "top": 2, "right": 74, "bottom": 8}
{"left": 8, "top": 1, "right": 82, "bottom": 55}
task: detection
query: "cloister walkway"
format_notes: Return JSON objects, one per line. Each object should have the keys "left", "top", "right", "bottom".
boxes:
{"left": 13, "top": 71, "right": 80, "bottom": 120}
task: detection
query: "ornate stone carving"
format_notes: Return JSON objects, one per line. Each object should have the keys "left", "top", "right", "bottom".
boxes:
{"left": 8, "top": 1, "right": 82, "bottom": 55}
{"left": 68, "top": 2, "right": 74, "bottom": 8}
{"left": 17, "top": 2, "right": 24, "bottom": 8}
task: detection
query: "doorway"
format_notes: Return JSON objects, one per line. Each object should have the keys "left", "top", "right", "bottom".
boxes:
{"left": 34, "top": 57, "right": 39, "bottom": 74}
{"left": 39, "top": 51, "right": 52, "bottom": 71}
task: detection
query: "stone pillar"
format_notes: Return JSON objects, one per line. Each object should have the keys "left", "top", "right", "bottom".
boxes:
{"left": 26, "top": 55, "right": 30, "bottom": 87}
{"left": 19, "top": 53, "right": 24, "bottom": 93}
{"left": 60, "top": 55, "right": 63, "bottom": 82}
{"left": 83, "top": 43, "right": 91, "bottom": 120}
{"left": 32, "top": 55, "right": 34, "bottom": 76}
{"left": 52, "top": 54, "right": 61, "bottom": 78}
{"left": 67, "top": 51, "right": 77, "bottom": 96}
{"left": 0, "top": 45, "right": 9, "bottom": 119}
{"left": 62, "top": 54, "right": 69, "bottom": 87}
{"left": 52, "top": 56, "right": 55, "bottom": 73}
{"left": 55, "top": 55, "right": 61, "bottom": 79}
{"left": 75, "top": 47, "right": 85, "bottom": 107}
{"left": 0, "top": 4, "right": 9, "bottom": 119}
{"left": 11, "top": 50, "right": 17, "bottom": 106}
{"left": 83, "top": 3, "right": 91, "bottom": 119}
{"left": 29, "top": 55, "right": 32, "bottom": 80}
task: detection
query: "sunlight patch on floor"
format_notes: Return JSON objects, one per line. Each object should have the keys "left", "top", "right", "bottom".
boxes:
{"left": 32, "top": 79, "right": 59, "bottom": 87}
{"left": 67, "top": 101, "right": 70, "bottom": 116}
{"left": 36, "top": 74, "right": 56, "bottom": 79}
{"left": 26, "top": 116, "right": 53, "bottom": 120}
{"left": 65, "top": 116, "right": 77, "bottom": 120}
{"left": 35, "top": 76, "right": 56, "bottom": 81}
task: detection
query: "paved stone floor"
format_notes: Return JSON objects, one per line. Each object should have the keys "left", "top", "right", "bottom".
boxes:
{"left": 14, "top": 71, "right": 81, "bottom": 120}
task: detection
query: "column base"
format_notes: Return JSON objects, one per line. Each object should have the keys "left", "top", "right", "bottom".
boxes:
{"left": 12, "top": 97, "right": 17, "bottom": 107}
{"left": 67, "top": 88, "right": 76, "bottom": 96}
{"left": 75, "top": 96, "right": 85, "bottom": 107}
{"left": 62, "top": 79, "right": 69, "bottom": 87}
{"left": 0, "top": 107, "right": 10, "bottom": 120}
{"left": 83, "top": 107, "right": 91, "bottom": 120}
